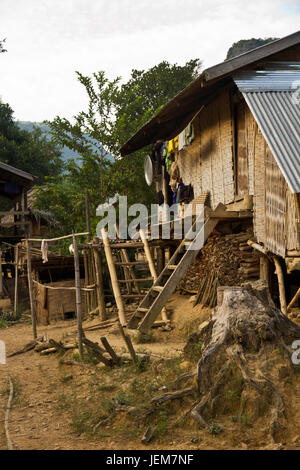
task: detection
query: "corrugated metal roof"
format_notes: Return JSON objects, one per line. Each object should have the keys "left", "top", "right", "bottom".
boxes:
{"left": 242, "top": 91, "right": 300, "bottom": 193}
{"left": 120, "top": 30, "right": 300, "bottom": 156}
{"left": 234, "top": 66, "right": 300, "bottom": 92}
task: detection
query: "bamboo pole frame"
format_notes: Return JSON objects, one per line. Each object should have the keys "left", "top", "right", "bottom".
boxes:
{"left": 73, "top": 234, "right": 84, "bottom": 359}
{"left": 13, "top": 245, "right": 19, "bottom": 317}
{"left": 26, "top": 240, "right": 37, "bottom": 339}
{"left": 0, "top": 249, "right": 3, "bottom": 296}
{"left": 93, "top": 247, "right": 107, "bottom": 321}
{"left": 101, "top": 228, "right": 126, "bottom": 326}
{"left": 273, "top": 256, "right": 287, "bottom": 315}
{"left": 139, "top": 229, "right": 168, "bottom": 323}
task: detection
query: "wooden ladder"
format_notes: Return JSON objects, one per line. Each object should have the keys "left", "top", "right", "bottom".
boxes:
{"left": 127, "top": 204, "right": 222, "bottom": 333}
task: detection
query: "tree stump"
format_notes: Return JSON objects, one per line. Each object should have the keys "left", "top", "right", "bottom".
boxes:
{"left": 188, "top": 280, "right": 300, "bottom": 443}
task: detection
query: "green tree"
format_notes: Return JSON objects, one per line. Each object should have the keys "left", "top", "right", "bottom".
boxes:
{"left": 35, "top": 59, "right": 201, "bottom": 234}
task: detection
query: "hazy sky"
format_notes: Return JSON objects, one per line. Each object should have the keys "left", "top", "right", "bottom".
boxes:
{"left": 0, "top": 0, "right": 299, "bottom": 122}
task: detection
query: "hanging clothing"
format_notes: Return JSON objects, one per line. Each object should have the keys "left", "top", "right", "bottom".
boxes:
{"left": 185, "top": 123, "right": 195, "bottom": 146}
{"left": 167, "top": 135, "right": 179, "bottom": 153}
{"left": 178, "top": 131, "right": 186, "bottom": 151}
{"left": 41, "top": 240, "right": 48, "bottom": 264}
{"left": 169, "top": 161, "right": 180, "bottom": 192}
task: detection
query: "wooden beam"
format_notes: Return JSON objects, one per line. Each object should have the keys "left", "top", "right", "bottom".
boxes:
{"left": 93, "top": 247, "right": 107, "bottom": 321}
{"left": 273, "top": 256, "right": 287, "bottom": 315}
{"left": 101, "top": 228, "right": 126, "bottom": 326}
{"left": 26, "top": 240, "right": 37, "bottom": 339}
{"left": 73, "top": 234, "right": 83, "bottom": 359}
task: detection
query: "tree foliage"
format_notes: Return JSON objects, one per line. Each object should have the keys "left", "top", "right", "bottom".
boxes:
{"left": 36, "top": 59, "right": 201, "bottom": 235}
{"left": 0, "top": 101, "right": 64, "bottom": 183}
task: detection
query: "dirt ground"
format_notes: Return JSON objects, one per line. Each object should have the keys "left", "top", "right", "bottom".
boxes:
{"left": 0, "top": 293, "right": 299, "bottom": 450}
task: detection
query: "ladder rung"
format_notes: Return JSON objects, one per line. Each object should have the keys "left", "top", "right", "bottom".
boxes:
{"left": 137, "top": 307, "right": 148, "bottom": 312}
{"left": 114, "top": 261, "right": 149, "bottom": 266}
{"left": 167, "top": 264, "right": 177, "bottom": 270}
{"left": 118, "top": 277, "right": 153, "bottom": 283}
{"left": 152, "top": 286, "right": 164, "bottom": 292}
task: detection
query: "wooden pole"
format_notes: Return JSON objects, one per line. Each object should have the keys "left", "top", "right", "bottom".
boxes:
{"left": 26, "top": 240, "right": 37, "bottom": 339}
{"left": 101, "top": 228, "right": 126, "bottom": 326}
{"left": 118, "top": 321, "right": 137, "bottom": 363}
{"left": 140, "top": 229, "right": 168, "bottom": 323}
{"left": 73, "top": 235, "right": 83, "bottom": 359}
{"left": 287, "top": 287, "right": 300, "bottom": 312}
{"left": 273, "top": 256, "right": 287, "bottom": 315}
{"left": 140, "top": 229, "right": 157, "bottom": 280}
{"left": 83, "top": 249, "right": 91, "bottom": 314}
{"left": 115, "top": 224, "right": 140, "bottom": 294}
{"left": 14, "top": 245, "right": 19, "bottom": 318}
{"left": 85, "top": 190, "right": 91, "bottom": 242}
{"left": 0, "top": 249, "right": 3, "bottom": 296}
{"left": 93, "top": 247, "right": 107, "bottom": 321}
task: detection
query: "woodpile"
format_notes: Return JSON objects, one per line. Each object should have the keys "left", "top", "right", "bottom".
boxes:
{"left": 179, "top": 231, "right": 259, "bottom": 308}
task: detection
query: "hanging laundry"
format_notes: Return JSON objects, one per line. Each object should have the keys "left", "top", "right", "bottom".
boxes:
{"left": 169, "top": 160, "right": 180, "bottom": 192}
{"left": 178, "top": 130, "right": 186, "bottom": 151}
{"left": 167, "top": 135, "right": 179, "bottom": 153}
{"left": 41, "top": 239, "right": 48, "bottom": 264}
{"left": 185, "top": 123, "right": 195, "bottom": 146}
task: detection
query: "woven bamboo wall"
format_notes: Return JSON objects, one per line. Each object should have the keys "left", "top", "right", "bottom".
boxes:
{"left": 254, "top": 134, "right": 300, "bottom": 256}
{"left": 35, "top": 279, "right": 87, "bottom": 325}
{"left": 176, "top": 90, "right": 235, "bottom": 208}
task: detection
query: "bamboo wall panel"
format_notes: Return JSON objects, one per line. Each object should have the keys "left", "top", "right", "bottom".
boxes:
{"left": 236, "top": 101, "right": 249, "bottom": 195}
{"left": 253, "top": 125, "right": 266, "bottom": 244}
{"left": 286, "top": 191, "right": 300, "bottom": 251}
{"left": 176, "top": 90, "right": 235, "bottom": 208}
{"left": 265, "top": 147, "right": 286, "bottom": 257}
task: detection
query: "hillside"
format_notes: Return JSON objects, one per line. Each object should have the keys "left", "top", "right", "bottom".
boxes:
{"left": 226, "top": 37, "right": 279, "bottom": 60}
{"left": 17, "top": 121, "right": 114, "bottom": 165}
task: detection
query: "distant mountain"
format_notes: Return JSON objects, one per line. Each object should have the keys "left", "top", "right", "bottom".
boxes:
{"left": 225, "top": 37, "right": 279, "bottom": 60}
{"left": 17, "top": 121, "right": 114, "bottom": 165}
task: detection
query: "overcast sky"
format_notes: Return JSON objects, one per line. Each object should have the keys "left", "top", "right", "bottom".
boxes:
{"left": 0, "top": 0, "right": 299, "bottom": 122}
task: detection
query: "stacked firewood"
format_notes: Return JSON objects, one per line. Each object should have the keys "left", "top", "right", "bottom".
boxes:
{"left": 179, "top": 231, "right": 260, "bottom": 307}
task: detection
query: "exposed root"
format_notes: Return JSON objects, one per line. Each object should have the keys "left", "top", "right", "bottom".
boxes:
{"left": 188, "top": 281, "right": 300, "bottom": 443}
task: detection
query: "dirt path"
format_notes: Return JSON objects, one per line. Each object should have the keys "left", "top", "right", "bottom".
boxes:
{"left": 0, "top": 306, "right": 188, "bottom": 450}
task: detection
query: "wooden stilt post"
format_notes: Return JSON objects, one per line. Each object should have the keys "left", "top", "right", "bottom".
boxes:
{"left": 140, "top": 229, "right": 157, "bottom": 280}
{"left": 140, "top": 229, "right": 168, "bottom": 323}
{"left": 157, "top": 247, "right": 165, "bottom": 275}
{"left": 73, "top": 235, "right": 83, "bottom": 359}
{"left": 14, "top": 245, "right": 19, "bottom": 318}
{"left": 0, "top": 249, "right": 3, "bottom": 296}
{"left": 26, "top": 240, "right": 37, "bottom": 339}
{"left": 93, "top": 247, "right": 107, "bottom": 321}
{"left": 273, "top": 256, "right": 287, "bottom": 315}
{"left": 101, "top": 228, "right": 126, "bottom": 326}
{"left": 260, "top": 255, "right": 270, "bottom": 289}
{"left": 83, "top": 249, "right": 91, "bottom": 314}
{"left": 85, "top": 189, "right": 91, "bottom": 242}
